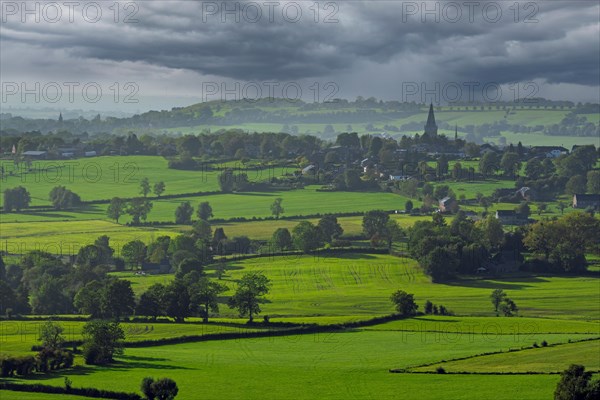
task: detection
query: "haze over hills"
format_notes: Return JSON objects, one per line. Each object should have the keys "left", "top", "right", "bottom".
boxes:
{"left": 1, "top": 97, "right": 598, "bottom": 146}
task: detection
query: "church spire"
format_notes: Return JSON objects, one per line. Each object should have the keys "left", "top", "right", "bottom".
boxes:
{"left": 424, "top": 103, "right": 438, "bottom": 136}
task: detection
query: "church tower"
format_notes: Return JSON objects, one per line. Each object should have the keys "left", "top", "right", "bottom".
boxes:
{"left": 424, "top": 103, "right": 438, "bottom": 136}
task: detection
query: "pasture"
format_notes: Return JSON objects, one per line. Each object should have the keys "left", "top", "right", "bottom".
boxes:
{"left": 3, "top": 327, "right": 596, "bottom": 399}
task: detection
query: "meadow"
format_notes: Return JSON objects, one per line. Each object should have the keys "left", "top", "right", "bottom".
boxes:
{"left": 3, "top": 327, "right": 596, "bottom": 399}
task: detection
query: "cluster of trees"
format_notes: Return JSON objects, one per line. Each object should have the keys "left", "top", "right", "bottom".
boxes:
{"left": 523, "top": 212, "right": 600, "bottom": 273}
{"left": 423, "top": 300, "right": 452, "bottom": 316}
{"left": 268, "top": 214, "right": 349, "bottom": 253}
{"left": 408, "top": 212, "right": 508, "bottom": 282}
{"left": 0, "top": 320, "right": 74, "bottom": 377}
{"left": 49, "top": 186, "right": 81, "bottom": 210}
{"left": 136, "top": 271, "right": 270, "bottom": 323}
{"left": 490, "top": 289, "right": 518, "bottom": 317}
{"left": 139, "top": 178, "right": 166, "bottom": 198}
{"left": 554, "top": 364, "right": 599, "bottom": 400}
{"left": 175, "top": 201, "right": 213, "bottom": 225}
{"left": 3, "top": 186, "right": 31, "bottom": 212}
{"left": 107, "top": 197, "right": 153, "bottom": 225}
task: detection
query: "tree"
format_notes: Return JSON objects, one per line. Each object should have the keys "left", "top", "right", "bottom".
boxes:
{"left": 163, "top": 279, "right": 193, "bottom": 322}
{"left": 107, "top": 197, "right": 125, "bottom": 223}
{"left": 74, "top": 281, "right": 104, "bottom": 317}
{"left": 424, "top": 300, "right": 433, "bottom": 315}
{"left": 317, "top": 215, "right": 343, "bottom": 243}
{"left": 122, "top": 240, "right": 147, "bottom": 269}
{"left": 344, "top": 169, "right": 362, "bottom": 191}
{"left": 228, "top": 272, "right": 271, "bottom": 322}
{"left": 126, "top": 198, "right": 153, "bottom": 225}
{"left": 587, "top": 170, "right": 600, "bottom": 194}
{"left": 384, "top": 220, "right": 404, "bottom": 250}
{"left": 49, "top": 186, "right": 81, "bottom": 210}
{"left": 490, "top": 289, "right": 507, "bottom": 313}
{"left": 515, "top": 202, "right": 530, "bottom": 219}
{"left": 191, "top": 277, "right": 228, "bottom": 322}
{"left": 197, "top": 202, "right": 213, "bottom": 221}
{"left": 390, "top": 290, "right": 418, "bottom": 317}
{"left": 292, "top": 221, "right": 323, "bottom": 252}
{"left": 82, "top": 320, "right": 125, "bottom": 365}
{"left": 3, "top": 186, "right": 31, "bottom": 212}
{"left": 362, "top": 210, "right": 390, "bottom": 238}
{"left": 176, "top": 258, "right": 203, "bottom": 278}
{"left": 141, "top": 377, "right": 179, "bottom": 400}
{"left": 557, "top": 201, "right": 567, "bottom": 215}
{"left": 421, "top": 247, "right": 457, "bottom": 282}
{"left": 271, "top": 228, "right": 293, "bottom": 251}
{"left": 475, "top": 215, "right": 504, "bottom": 251}
{"left": 479, "top": 152, "right": 499, "bottom": 177}
{"left": 500, "top": 152, "right": 521, "bottom": 177}
{"left": 536, "top": 202, "right": 547, "bottom": 216}
{"left": 191, "top": 219, "right": 212, "bottom": 242}
{"left": 175, "top": 202, "right": 194, "bottom": 225}
{"left": 565, "top": 175, "right": 586, "bottom": 195}
{"left": 270, "top": 198, "right": 284, "bottom": 219}
{"left": 101, "top": 279, "right": 135, "bottom": 320}
{"left": 218, "top": 170, "right": 235, "bottom": 193}
{"left": 499, "top": 297, "right": 518, "bottom": 316}
{"left": 554, "top": 364, "right": 598, "bottom": 400}
{"left": 38, "top": 320, "right": 65, "bottom": 351}
{"left": 139, "top": 177, "right": 151, "bottom": 197}
{"left": 136, "top": 283, "right": 166, "bottom": 320}
{"left": 405, "top": 200, "right": 414, "bottom": 213}
{"left": 153, "top": 181, "right": 165, "bottom": 197}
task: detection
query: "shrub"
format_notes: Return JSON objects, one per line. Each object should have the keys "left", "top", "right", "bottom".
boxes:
{"left": 436, "top": 367, "right": 446, "bottom": 374}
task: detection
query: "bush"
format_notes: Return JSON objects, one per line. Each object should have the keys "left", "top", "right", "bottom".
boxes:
{"left": 541, "top": 340, "right": 548, "bottom": 347}
{"left": 436, "top": 367, "right": 446, "bottom": 374}
{"left": 141, "top": 377, "right": 178, "bottom": 400}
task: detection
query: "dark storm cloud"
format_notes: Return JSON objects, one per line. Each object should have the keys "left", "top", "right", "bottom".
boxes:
{"left": 1, "top": 0, "right": 598, "bottom": 87}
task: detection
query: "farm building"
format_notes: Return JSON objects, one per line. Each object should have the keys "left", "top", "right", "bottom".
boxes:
{"left": 572, "top": 194, "right": 600, "bottom": 210}
{"left": 495, "top": 210, "right": 528, "bottom": 225}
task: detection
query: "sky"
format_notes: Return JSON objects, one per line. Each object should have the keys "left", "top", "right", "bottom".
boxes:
{"left": 1, "top": 0, "right": 599, "bottom": 114}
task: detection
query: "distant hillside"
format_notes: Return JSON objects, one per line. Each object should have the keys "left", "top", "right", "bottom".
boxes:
{"left": 1, "top": 98, "right": 598, "bottom": 144}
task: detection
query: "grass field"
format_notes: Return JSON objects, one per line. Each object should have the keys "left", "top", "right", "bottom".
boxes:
{"left": 112, "top": 254, "right": 600, "bottom": 321}
{"left": 413, "top": 339, "right": 600, "bottom": 373}
{"left": 0, "top": 320, "right": 269, "bottom": 355}
{"left": 3, "top": 327, "right": 596, "bottom": 399}
{"left": 0, "top": 156, "right": 295, "bottom": 207}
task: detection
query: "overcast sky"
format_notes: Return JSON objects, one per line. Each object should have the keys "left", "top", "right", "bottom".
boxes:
{"left": 1, "top": 0, "right": 599, "bottom": 113}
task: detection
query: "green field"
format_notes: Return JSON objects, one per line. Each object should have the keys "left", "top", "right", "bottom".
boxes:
{"left": 0, "top": 156, "right": 295, "bottom": 207}
{"left": 3, "top": 327, "right": 596, "bottom": 399}
{"left": 414, "top": 339, "right": 600, "bottom": 373}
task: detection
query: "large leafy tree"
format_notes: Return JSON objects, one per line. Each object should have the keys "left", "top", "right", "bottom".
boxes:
{"left": 82, "top": 320, "right": 125, "bottom": 365}
{"left": 126, "top": 198, "right": 153, "bottom": 225}
{"left": 107, "top": 197, "right": 125, "bottom": 223}
{"left": 197, "top": 202, "right": 213, "bottom": 221}
{"left": 362, "top": 210, "right": 390, "bottom": 238}
{"left": 191, "top": 277, "right": 228, "bottom": 322}
{"left": 228, "top": 272, "right": 271, "bottom": 322}
{"left": 317, "top": 215, "right": 343, "bottom": 243}
{"left": 175, "top": 201, "right": 194, "bottom": 225}
{"left": 292, "top": 221, "right": 323, "bottom": 252}
{"left": 390, "top": 290, "right": 418, "bottom": 317}
{"left": 554, "top": 364, "right": 599, "bottom": 400}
